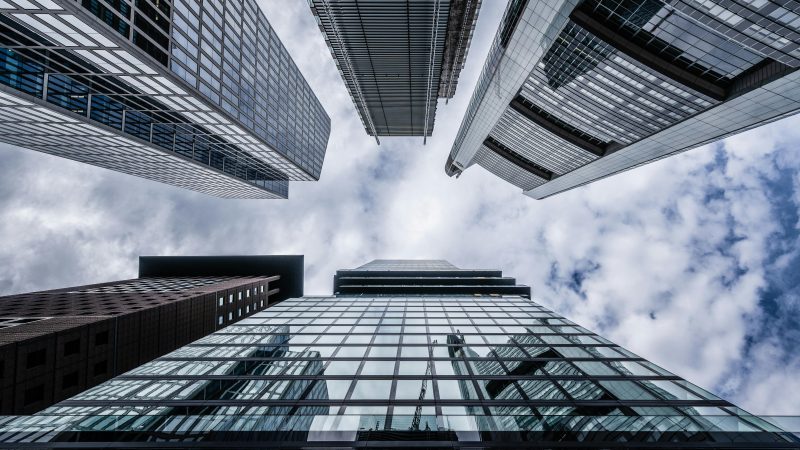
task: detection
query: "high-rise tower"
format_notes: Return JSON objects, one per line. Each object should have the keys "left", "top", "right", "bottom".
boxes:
{"left": 0, "top": 0, "right": 330, "bottom": 198}
{"left": 309, "top": 0, "right": 480, "bottom": 142}
{"left": 0, "top": 258, "right": 796, "bottom": 448}
{"left": 0, "top": 255, "right": 303, "bottom": 414}
{"left": 446, "top": 0, "right": 800, "bottom": 199}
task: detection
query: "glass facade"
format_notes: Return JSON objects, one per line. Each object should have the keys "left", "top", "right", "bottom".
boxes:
{"left": 446, "top": 0, "right": 800, "bottom": 199}
{"left": 0, "top": 0, "right": 330, "bottom": 198}
{"left": 309, "top": 0, "right": 480, "bottom": 140}
{"left": 0, "top": 260, "right": 796, "bottom": 448}
{"left": 168, "top": 0, "right": 329, "bottom": 177}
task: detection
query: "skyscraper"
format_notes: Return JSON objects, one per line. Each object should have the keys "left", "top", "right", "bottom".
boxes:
{"left": 0, "top": 255, "right": 303, "bottom": 414}
{"left": 0, "top": 0, "right": 330, "bottom": 198}
{"left": 1, "top": 259, "right": 796, "bottom": 448}
{"left": 446, "top": 0, "right": 800, "bottom": 199}
{"left": 309, "top": 0, "right": 480, "bottom": 142}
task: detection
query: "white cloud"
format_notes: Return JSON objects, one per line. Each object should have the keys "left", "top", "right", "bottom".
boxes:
{"left": 0, "top": 0, "right": 799, "bottom": 419}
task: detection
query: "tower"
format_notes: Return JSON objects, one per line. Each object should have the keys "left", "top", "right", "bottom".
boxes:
{"left": 0, "top": 0, "right": 330, "bottom": 198}
{"left": 446, "top": 0, "right": 800, "bottom": 199}
{"left": 309, "top": 1, "right": 480, "bottom": 142}
{"left": 0, "top": 255, "right": 303, "bottom": 414}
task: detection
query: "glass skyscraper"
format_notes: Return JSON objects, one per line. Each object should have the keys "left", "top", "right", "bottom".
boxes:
{"left": 446, "top": 0, "right": 800, "bottom": 199}
{"left": 309, "top": 0, "right": 480, "bottom": 142}
{"left": 0, "top": 259, "right": 796, "bottom": 448}
{"left": 0, "top": 0, "right": 330, "bottom": 198}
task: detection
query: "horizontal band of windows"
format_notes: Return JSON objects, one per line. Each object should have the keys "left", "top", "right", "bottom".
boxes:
{"left": 212, "top": 325, "right": 573, "bottom": 328}
{"left": 209, "top": 330, "right": 581, "bottom": 334}
{"left": 483, "top": 136, "right": 553, "bottom": 181}
{"left": 226, "top": 325, "right": 569, "bottom": 328}
{"left": 509, "top": 95, "right": 618, "bottom": 157}
{"left": 115, "top": 375, "right": 680, "bottom": 381}
{"left": 255, "top": 313, "right": 557, "bottom": 316}
{"left": 157, "top": 357, "right": 644, "bottom": 362}
{"left": 196, "top": 332, "right": 596, "bottom": 336}
{"left": 58, "top": 399, "right": 732, "bottom": 407}
{"left": 569, "top": 8, "right": 726, "bottom": 101}
{"left": 132, "top": 345, "right": 614, "bottom": 350}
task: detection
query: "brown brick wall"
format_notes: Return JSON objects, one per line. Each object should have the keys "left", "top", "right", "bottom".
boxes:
{"left": 0, "top": 276, "right": 277, "bottom": 414}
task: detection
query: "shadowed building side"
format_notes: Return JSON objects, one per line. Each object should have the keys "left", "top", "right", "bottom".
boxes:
{"left": 0, "top": 255, "right": 303, "bottom": 414}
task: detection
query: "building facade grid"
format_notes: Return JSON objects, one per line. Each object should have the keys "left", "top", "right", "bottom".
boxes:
{"left": 0, "top": 0, "right": 330, "bottom": 198}
{"left": 0, "top": 293, "right": 796, "bottom": 447}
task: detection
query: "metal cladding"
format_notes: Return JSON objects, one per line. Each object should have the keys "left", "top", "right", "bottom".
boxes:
{"left": 0, "top": 259, "right": 797, "bottom": 448}
{"left": 310, "top": 0, "right": 480, "bottom": 140}
{"left": 446, "top": 0, "right": 800, "bottom": 199}
{"left": 0, "top": 0, "right": 330, "bottom": 198}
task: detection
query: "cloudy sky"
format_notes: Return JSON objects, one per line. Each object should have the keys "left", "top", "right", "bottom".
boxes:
{"left": 1, "top": 1, "right": 799, "bottom": 418}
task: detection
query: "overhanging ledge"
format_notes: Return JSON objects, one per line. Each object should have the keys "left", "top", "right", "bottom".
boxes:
{"left": 138, "top": 255, "right": 304, "bottom": 302}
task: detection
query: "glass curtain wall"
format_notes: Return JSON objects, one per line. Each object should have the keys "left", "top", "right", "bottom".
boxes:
{"left": 1, "top": 295, "right": 796, "bottom": 448}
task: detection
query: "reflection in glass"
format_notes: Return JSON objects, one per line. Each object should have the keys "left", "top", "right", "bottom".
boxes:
{"left": 1, "top": 295, "right": 794, "bottom": 447}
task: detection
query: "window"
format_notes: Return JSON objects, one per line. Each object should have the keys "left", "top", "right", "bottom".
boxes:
{"left": 23, "top": 384, "right": 44, "bottom": 405}
{"left": 219, "top": 297, "right": 224, "bottom": 306}
{"left": 218, "top": 316, "right": 223, "bottom": 326}
{"left": 26, "top": 349, "right": 46, "bottom": 369}
{"left": 238, "top": 292, "right": 242, "bottom": 300}
{"left": 229, "top": 294, "right": 233, "bottom": 304}
{"left": 64, "top": 339, "right": 80, "bottom": 357}
{"left": 62, "top": 371, "right": 79, "bottom": 389}
{"left": 95, "top": 331, "right": 109, "bottom": 346}
{"left": 228, "top": 312, "right": 233, "bottom": 321}
{"left": 351, "top": 380, "right": 391, "bottom": 400}
{"left": 93, "top": 360, "right": 108, "bottom": 376}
